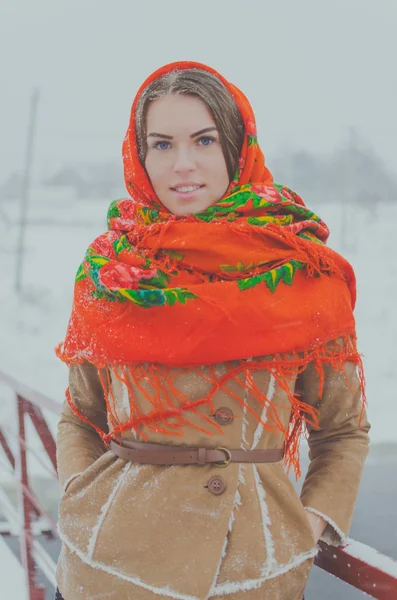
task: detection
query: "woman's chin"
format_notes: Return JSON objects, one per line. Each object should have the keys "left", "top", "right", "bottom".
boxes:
{"left": 161, "top": 196, "right": 215, "bottom": 216}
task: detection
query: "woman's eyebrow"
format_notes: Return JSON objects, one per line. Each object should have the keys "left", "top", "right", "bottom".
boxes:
{"left": 191, "top": 127, "right": 217, "bottom": 138}
{"left": 147, "top": 127, "right": 217, "bottom": 140}
{"left": 147, "top": 132, "right": 173, "bottom": 139}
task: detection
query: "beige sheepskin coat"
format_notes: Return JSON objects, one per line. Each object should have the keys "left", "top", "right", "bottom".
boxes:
{"left": 56, "top": 348, "right": 370, "bottom": 599}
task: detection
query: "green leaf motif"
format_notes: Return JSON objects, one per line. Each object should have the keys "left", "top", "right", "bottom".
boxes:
{"left": 117, "top": 289, "right": 160, "bottom": 307}
{"left": 90, "top": 256, "right": 110, "bottom": 268}
{"left": 107, "top": 202, "right": 121, "bottom": 220}
{"left": 144, "top": 269, "right": 171, "bottom": 289}
{"left": 164, "top": 249, "right": 185, "bottom": 261}
{"left": 238, "top": 275, "right": 263, "bottom": 291}
{"left": 220, "top": 264, "right": 238, "bottom": 273}
{"left": 237, "top": 261, "right": 305, "bottom": 293}
{"left": 220, "top": 262, "right": 254, "bottom": 273}
{"left": 164, "top": 289, "right": 198, "bottom": 306}
{"left": 164, "top": 290, "right": 177, "bottom": 307}
{"left": 140, "top": 207, "right": 160, "bottom": 223}
{"left": 75, "top": 263, "right": 87, "bottom": 283}
{"left": 113, "top": 236, "right": 133, "bottom": 256}
{"left": 92, "top": 289, "right": 121, "bottom": 302}
{"left": 106, "top": 287, "right": 199, "bottom": 308}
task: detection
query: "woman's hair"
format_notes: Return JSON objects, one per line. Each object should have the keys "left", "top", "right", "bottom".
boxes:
{"left": 135, "top": 69, "right": 245, "bottom": 181}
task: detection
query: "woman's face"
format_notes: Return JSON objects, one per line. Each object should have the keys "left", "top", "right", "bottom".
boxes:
{"left": 144, "top": 94, "right": 230, "bottom": 215}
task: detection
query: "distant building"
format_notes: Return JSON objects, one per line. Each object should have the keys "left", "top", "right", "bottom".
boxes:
{"left": 271, "top": 132, "right": 397, "bottom": 207}
{"left": 42, "top": 162, "right": 125, "bottom": 199}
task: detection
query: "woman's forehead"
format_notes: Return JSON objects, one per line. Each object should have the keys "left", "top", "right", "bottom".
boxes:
{"left": 146, "top": 94, "right": 216, "bottom": 134}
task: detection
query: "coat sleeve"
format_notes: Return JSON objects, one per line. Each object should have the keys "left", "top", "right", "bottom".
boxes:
{"left": 56, "top": 362, "right": 109, "bottom": 493}
{"left": 297, "top": 343, "right": 370, "bottom": 546}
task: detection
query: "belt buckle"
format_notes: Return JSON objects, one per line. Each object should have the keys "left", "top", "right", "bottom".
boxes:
{"left": 214, "top": 447, "right": 232, "bottom": 468}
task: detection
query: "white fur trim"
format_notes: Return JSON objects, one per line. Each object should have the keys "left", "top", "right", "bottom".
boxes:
{"left": 252, "top": 464, "right": 275, "bottom": 575}
{"left": 119, "top": 371, "right": 132, "bottom": 420}
{"left": 251, "top": 375, "right": 274, "bottom": 450}
{"left": 58, "top": 530, "right": 199, "bottom": 600}
{"left": 208, "top": 464, "right": 243, "bottom": 595}
{"left": 304, "top": 506, "right": 348, "bottom": 546}
{"left": 59, "top": 525, "right": 317, "bottom": 600}
{"left": 87, "top": 462, "right": 134, "bottom": 559}
{"left": 241, "top": 389, "right": 249, "bottom": 449}
{"left": 238, "top": 462, "right": 247, "bottom": 486}
{"left": 209, "top": 547, "right": 318, "bottom": 596}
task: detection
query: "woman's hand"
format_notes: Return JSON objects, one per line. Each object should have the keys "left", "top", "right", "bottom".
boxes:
{"left": 304, "top": 509, "right": 327, "bottom": 543}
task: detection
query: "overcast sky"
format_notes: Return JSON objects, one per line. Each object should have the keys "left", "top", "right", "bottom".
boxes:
{"left": 1, "top": 0, "right": 396, "bottom": 185}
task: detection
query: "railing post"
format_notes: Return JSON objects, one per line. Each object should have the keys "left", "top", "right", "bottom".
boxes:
{"left": 27, "top": 403, "right": 57, "bottom": 473}
{"left": 17, "top": 395, "right": 45, "bottom": 600}
{"left": 0, "top": 427, "right": 16, "bottom": 470}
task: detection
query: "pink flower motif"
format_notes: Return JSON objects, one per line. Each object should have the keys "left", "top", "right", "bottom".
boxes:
{"left": 99, "top": 262, "right": 157, "bottom": 291}
{"left": 118, "top": 199, "right": 137, "bottom": 221}
{"left": 251, "top": 185, "right": 281, "bottom": 202}
{"left": 246, "top": 119, "right": 257, "bottom": 137}
{"left": 280, "top": 188, "right": 293, "bottom": 202}
{"left": 90, "top": 233, "right": 118, "bottom": 258}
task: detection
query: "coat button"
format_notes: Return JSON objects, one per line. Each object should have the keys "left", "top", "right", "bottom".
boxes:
{"left": 213, "top": 407, "right": 234, "bottom": 426}
{"left": 207, "top": 476, "right": 227, "bottom": 495}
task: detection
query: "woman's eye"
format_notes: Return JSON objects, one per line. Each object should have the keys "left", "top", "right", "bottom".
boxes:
{"left": 198, "top": 136, "right": 215, "bottom": 146}
{"left": 153, "top": 141, "right": 171, "bottom": 150}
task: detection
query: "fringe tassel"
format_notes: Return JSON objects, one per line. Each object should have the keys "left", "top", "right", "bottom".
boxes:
{"left": 60, "top": 334, "right": 366, "bottom": 479}
{"left": 264, "top": 223, "right": 346, "bottom": 281}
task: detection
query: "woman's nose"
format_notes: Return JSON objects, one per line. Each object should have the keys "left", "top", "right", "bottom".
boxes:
{"left": 173, "top": 147, "right": 196, "bottom": 173}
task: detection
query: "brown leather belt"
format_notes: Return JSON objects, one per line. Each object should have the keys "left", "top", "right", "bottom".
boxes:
{"left": 109, "top": 439, "right": 283, "bottom": 467}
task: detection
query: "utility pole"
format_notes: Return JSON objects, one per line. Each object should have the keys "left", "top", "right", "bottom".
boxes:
{"left": 15, "top": 89, "right": 39, "bottom": 293}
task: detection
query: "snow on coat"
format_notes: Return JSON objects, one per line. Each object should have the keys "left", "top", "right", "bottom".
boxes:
{"left": 56, "top": 353, "right": 369, "bottom": 599}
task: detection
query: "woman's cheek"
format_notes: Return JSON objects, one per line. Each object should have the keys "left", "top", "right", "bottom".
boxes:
{"left": 146, "top": 155, "right": 169, "bottom": 188}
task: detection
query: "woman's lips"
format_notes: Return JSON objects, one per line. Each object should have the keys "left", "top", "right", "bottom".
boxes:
{"left": 171, "top": 184, "right": 205, "bottom": 200}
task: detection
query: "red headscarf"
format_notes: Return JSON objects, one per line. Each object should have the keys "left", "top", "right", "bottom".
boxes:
{"left": 122, "top": 60, "right": 273, "bottom": 207}
{"left": 57, "top": 62, "right": 365, "bottom": 475}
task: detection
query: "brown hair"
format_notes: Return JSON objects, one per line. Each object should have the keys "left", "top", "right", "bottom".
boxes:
{"left": 135, "top": 69, "right": 245, "bottom": 181}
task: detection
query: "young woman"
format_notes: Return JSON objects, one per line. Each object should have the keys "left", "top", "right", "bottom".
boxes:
{"left": 55, "top": 61, "right": 370, "bottom": 600}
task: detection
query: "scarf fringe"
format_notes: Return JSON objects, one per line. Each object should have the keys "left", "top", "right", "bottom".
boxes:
{"left": 56, "top": 335, "right": 366, "bottom": 478}
{"left": 59, "top": 334, "right": 365, "bottom": 479}
{"left": 263, "top": 223, "right": 346, "bottom": 281}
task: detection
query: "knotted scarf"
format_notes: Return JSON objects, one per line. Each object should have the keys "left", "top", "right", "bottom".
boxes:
{"left": 56, "top": 61, "right": 365, "bottom": 476}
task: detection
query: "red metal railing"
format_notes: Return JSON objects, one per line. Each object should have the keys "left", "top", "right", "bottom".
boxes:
{"left": 1, "top": 370, "right": 397, "bottom": 599}
{"left": 0, "top": 371, "right": 60, "bottom": 600}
